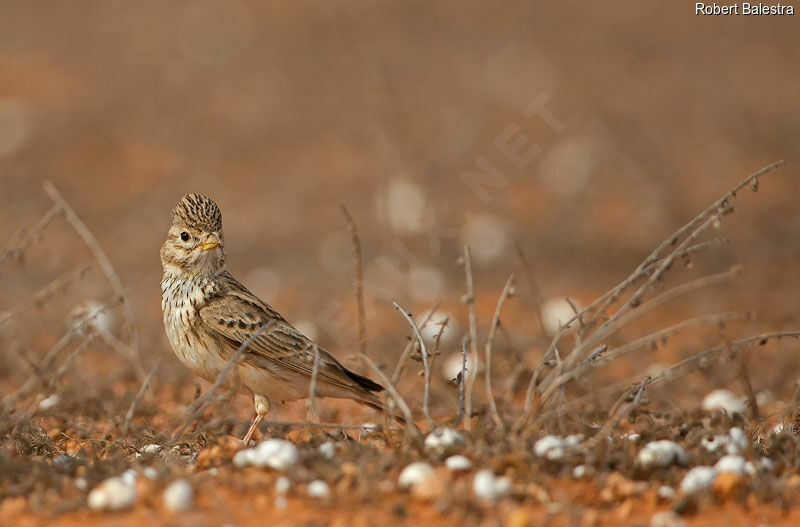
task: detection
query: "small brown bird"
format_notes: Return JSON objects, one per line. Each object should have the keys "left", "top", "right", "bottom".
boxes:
{"left": 160, "top": 194, "right": 386, "bottom": 444}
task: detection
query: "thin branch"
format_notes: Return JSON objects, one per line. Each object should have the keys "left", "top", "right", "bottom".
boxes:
{"left": 122, "top": 360, "right": 161, "bottom": 437}
{"left": 391, "top": 299, "right": 441, "bottom": 385}
{"left": 43, "top": 181, "right": 143, "bottom": 380}
{"left": 306, "top": 345, "right": 321, "bottom": 423}
{"left": 357, "top": 352, "right": 424, "bottom": 448}
{"left": 514, "top": 240, "right": 547, "bottom": 336}
{"left": 340, "top": 205, "right": 367, "bottom": 358}
{"left": 455, "top": 342, "right": 468, "bottom": 428}
{"left": 392, "top": 301, "right": 434, "bottom": 431}
{"left": 462, "top": 246, "right": 479, "bottom": 430}
{"left": 0, "top": 204, "right": 61, "bottom": 268}
{"left": 484, "top": 275, "right": 515, "bottom": 430}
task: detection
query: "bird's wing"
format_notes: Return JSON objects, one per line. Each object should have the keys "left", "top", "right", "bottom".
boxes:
{"left": 198, "top": 283, "right": 378, "bottom": 393}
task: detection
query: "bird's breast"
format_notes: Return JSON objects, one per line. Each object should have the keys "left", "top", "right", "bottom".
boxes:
{"left": 161, "top": 274, "right": 229, "bottom": 382}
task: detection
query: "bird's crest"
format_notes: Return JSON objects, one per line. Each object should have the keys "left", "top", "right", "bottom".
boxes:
{"left": 173, "top": 194, "right": 222, "bottom": 232}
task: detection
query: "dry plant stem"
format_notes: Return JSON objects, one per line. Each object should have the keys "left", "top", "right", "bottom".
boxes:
{"left": 733, "top": 350, "right": 759, "bottom": 420}
{"left": 306, "top": 345, "right": 321, "bottom": 423}
{"left": 462, "top": 245, "right": 478, "bottom": 430}
{"left": 392, "top": 301, "right": 435, "bottom": 430}
{"left": 122, "top": 360, "right": 161, "bottom": 437}
{"left": 340, "top": 204, "right": 367, "bottom": 358}
{"left": 533, "top": 331, "right": 800, "bottom": 430}
{"left": 0, "top": 204, "right": 61, "bottom": 267}
{"left": 455, "top": 342, "right": 467, "bottom": 427}
{"left": 514, "top": 240, "right": 547, "bottom": 335}
{"left": 259, "top": 420, "right": 388, "bottom": 432}
{"left": 582, "top": 160, "right": 784, "bottom": 333}
{"left": 43, "top": 181, "right": 144, "bottom": 380}
{"left": 357, "top": 352, "right": 424, "bottom": 446}
{"left": 390, "top": 299, "right": 441, "bottom": 385}
{"left": 0, "top": 265, "right": 92, "bottom": 327}
{"left": 48, "top": 332, "right": 98, "bottom": 386}
{"left": 557, "top": 266, "right": 742, "bottom": 381}
{"left": 574, "top": 377, "right": 650, "bottom": 453}
{"left": 3, "top": 296, "right": 123, "bottom": 404}
{"left": 484, "top": 275, "right": 515, "bottom": 430}
{"left": 172, "top": 321, "right": 277, "bottom": 442}
{"left": 429, "top": 316, "right": 448, "bottom": 381}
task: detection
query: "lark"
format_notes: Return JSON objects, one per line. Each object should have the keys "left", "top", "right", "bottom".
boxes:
{"left": 160, "top": 193, "right": 387, "bottom": 444}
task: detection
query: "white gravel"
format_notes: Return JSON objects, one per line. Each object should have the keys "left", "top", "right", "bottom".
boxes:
{"left": 680, "top": 466, "right": 717, "bottom": 494}
{"left": 163, "top": 479, "right": 193, "bottom": 512}
{"left": 233, "top": 439, "right": 299, "bottom": 470}
{"left": 472, "top": 469, "right": 511, "bottom": 501}
{"left": 307, "top": 480, "right": 330, "bottom": 499}
{"left": 636, "top": 440, "right": 689, "bottom": 469}
{"left": 87, "top": 476, "right": 137, "bottom": 511}
{"left": 398, "top": 462, "right": 434, "bottom": 489}
{"left": 445, "top": 455, "right": 473, "bottom": 472}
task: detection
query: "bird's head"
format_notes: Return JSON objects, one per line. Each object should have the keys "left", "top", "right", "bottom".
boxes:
{"left": 160, "top": 193, "right": 226, "bottom": 276}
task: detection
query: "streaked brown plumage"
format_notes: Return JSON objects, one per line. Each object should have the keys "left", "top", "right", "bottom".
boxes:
{"left": 160, "top": 193, "right": 386, "bottom": 443}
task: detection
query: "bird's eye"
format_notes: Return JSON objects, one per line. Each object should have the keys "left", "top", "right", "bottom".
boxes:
{"left": 180, "top": 232, "right": 190, "bottom": 242}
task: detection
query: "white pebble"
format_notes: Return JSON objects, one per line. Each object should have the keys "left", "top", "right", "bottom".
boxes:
{"left": 440, "top": 352, "right": 472, "bottom": 384}
{"left": 572, "top": 465, "right": 588, "bottom": 478}
{"left": 163, "top": 479, "right": 193, "bottom": 512}
{"left": 651, "top": 510, "right": 686, "bottom": 527}
{"left": 75, "top": 477, "right": 88, "bottom": 491}
{"left": 534, "top": 435, "right": 565, "bottom": 460}
{"left": 727, "top": 427, "right": 747, "bottom": 454}
{"left": 275, "top": 476, "right": 290, "bottom": 494}
{"left": 758, "top": 457, "right": 775, "bottom": 472}
{"left": 38, "top": 394, "right": 59, "bottom": 410}
{"left": 398, "top": 462, "right": 434, "bottom": 489}
{"left": 657, "top": 485, "right": 676, "bottom": 500}
{"left": 143, "top": 467, "right": 158, "bottom": 480}
{"left": 121, "top": 469, "right": 138, "bottom": 486}
{"left": 680, "top": 466, "right": 717, "bottom": 494}
{"left": 636, "top": 440, "right": 689, "bottom": 469}
{"left": 421, "top": 313, "right": 459, "bottom": 345}
{"left": 702, "top": 389, "right": 745, "bottom": 415}
{"left": 307, "top": 480, "right": 330, "bottom": 499}
{"left": 233, "top": 439, "right": 299, "bottom": 470}
{"left": 472, "top": 469, "right": 511, "bottom": 500}
{"left": 425, "top": 428, "right": 465, "bottom": 454}
{"left": 714, "top": 455, "right": 747, "bottom": 475}
{"left": 318, "top": 442, "right": 336, "bottom": 460}
{"left": 445, "top": 455, "right": 473, "bottom": 472}
{"left": 540, "top": 297, "right": 580, "bottom": 336}
{"left": 142, "top": 444, "right": 162, "bottom": 455}
{"left": 623, "top": 433, "right": 641, "bottom": 442}
{"left": 87, "top": 476, "right": 137, "bottom": 511}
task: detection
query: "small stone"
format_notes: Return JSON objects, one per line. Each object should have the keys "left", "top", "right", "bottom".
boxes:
{"left": 38, "top": 394, "right": 59, "bottom": 410}
{"left": 473, "top": 469, "right": 511, "bottom": 501}
{"left": 533, "top": 435, "right": 565, "bottom": 460}
{"left": 398, "top": 462, "right": 434, "bottom": 490}
{"left": 410, "top": 468, "right": 449, "bottom": 501}
{"left": 445, "top": 455, "right": 472, "bottom": 472}
{"left": 233, "top": 439, "right": 298, "bottom": 470}
{"left": 680, "top": 466, "right": 716, "bottom": 495}
{"left": 636, "top": 440, "right": 688, "bottom": 469}
{"left": 318, "top": 442, "right": 336, "bottom": 460}
{"left": 651, "top": 510, "right": 686, "bottom": 527}
{"left": 573, "top": 465, "right": 588, "bottom": 478}
{"left": 714, "top": 455, "right": 748, "bottom": 475}
{"left": 163, "top": 479, "right": 193, "bottom": 512}
{"left": 425, "top": 428, "right": 465, "bottom": 455}
{"left": 307, "top": 480, "right": 330, "bottom": 499}
{"left": 87, "top": 476, "right": 137, "bottom": 511}
{"left": 702, "top": 389, "right": 745, "bottom": 415}
{"left": 657, "top": 486, "right": 675, "bottom": 501}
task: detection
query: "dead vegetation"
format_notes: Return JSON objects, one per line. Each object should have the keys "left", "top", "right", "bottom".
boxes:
{"left": 2, "top": 165, "right": 800, "bottom": 525}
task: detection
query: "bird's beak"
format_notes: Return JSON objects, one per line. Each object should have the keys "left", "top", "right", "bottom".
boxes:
{"left": 200, "top": 234, "right": 221, "bottom": 251}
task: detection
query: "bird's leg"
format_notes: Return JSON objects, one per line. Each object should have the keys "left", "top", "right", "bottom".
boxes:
{"left": 242, "top": 394, "right": 271, "bottom": 445}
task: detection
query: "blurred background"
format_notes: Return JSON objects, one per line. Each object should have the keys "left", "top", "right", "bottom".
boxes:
{"left": 1, "top": 1, "right": 798, "bottom": 419}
